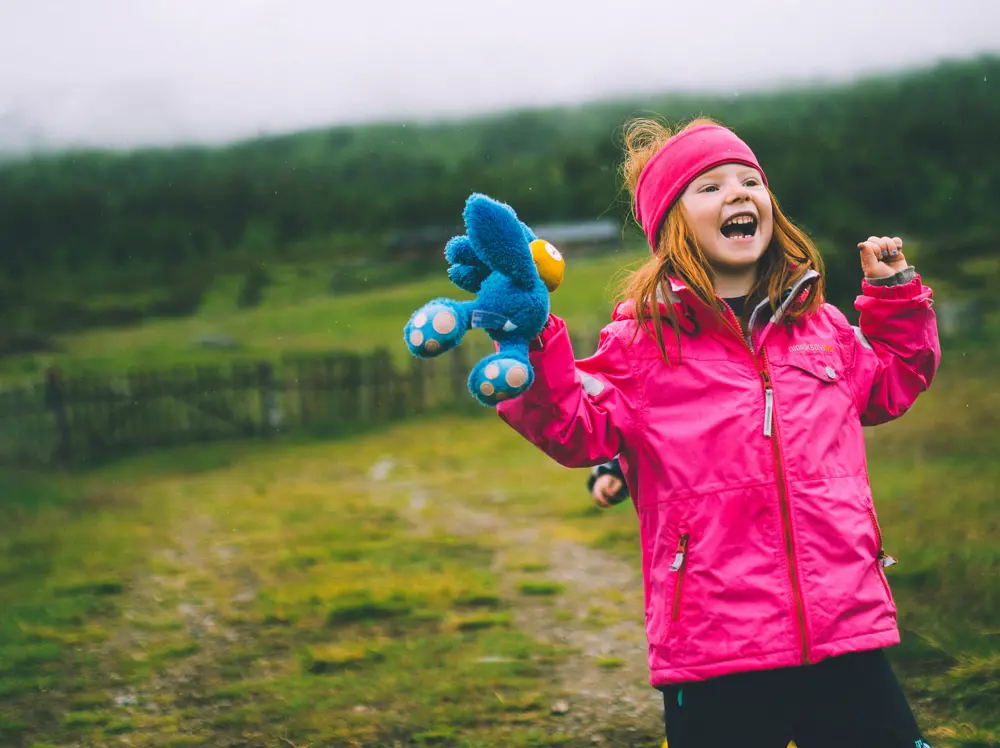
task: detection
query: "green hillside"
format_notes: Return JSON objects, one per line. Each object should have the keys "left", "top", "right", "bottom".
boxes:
{"left": 1, "top": 55, "right": 997, "bottom": 353}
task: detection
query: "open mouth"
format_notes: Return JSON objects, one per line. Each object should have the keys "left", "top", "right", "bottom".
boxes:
{"left": 720, "top": 213, "right": 758, "bottom": 240}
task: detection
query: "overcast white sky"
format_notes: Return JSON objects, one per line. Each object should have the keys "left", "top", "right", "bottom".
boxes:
{"left": 1, "top": 0, "right": 998, "bottom": 149}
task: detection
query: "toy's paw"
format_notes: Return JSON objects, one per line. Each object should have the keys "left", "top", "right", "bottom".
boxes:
{"left": 405, "top": 301, "right": 465, "bottom": 358}
{"left": 469, "top": 352, "right": 533, "bottom": 406}
{"left": 445, "top": 235, "right": 490, "bottom": 293}
{"left": 448, "top": 262, "right": 490, "bottom": 294}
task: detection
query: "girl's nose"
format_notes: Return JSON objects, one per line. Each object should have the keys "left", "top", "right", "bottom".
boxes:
{"left": 727, "top": 181, "right": 752, "bottom": 202}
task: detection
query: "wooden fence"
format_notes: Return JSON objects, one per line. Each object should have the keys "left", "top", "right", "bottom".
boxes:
{"left": 0, "top": 332, "right": 599, "bottom": 468}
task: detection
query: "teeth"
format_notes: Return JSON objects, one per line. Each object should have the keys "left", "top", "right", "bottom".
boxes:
{"left": 721, "top": 213, "right": 757, "bottom": 240}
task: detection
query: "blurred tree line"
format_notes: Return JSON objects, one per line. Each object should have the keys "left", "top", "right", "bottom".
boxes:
{"left": 0, "top": 55, "right": 996, "bottom": 345}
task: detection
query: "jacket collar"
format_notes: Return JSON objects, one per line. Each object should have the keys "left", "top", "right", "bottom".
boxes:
{"left": 614, "top": 269, "right": 820, "bottom": 333}
{"left": 749, "top": 268, "right": 821, "bottom": 328}
{"left": 661, "top": 269, "right": 819, "bottom": 325}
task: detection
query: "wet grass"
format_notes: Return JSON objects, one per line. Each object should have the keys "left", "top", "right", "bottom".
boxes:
{"left": 0, "top": 342, "right": 998, "bottom": 746}
{"left": 0, "top": 245, "right": 648, "bottom": 383}
{"left": 0, "top": 417, "right": 650, "bottom": 747}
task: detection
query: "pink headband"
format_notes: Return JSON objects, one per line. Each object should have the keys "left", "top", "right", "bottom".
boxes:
{"left": 635, "top": 124, "right": 767, "bottom": 250}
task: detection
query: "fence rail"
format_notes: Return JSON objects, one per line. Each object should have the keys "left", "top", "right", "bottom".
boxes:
{"left": 0, "top": 331, "right": 599, "bottom": 468}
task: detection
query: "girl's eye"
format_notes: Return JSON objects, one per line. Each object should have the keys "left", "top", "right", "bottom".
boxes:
{"left": 700, "top": 185, "right": 718, "bottom": 193}
{"left": 744, "top": 179, "right": 759, "bottom": 187}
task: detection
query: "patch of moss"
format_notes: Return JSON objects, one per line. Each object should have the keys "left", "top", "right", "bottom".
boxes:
{"left": 517, "top": 581, "right": 564, "bottom": 597}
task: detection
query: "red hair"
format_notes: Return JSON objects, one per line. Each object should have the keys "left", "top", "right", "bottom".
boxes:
{"left": 620, "top": 116, "right": 825, "bottom": 361}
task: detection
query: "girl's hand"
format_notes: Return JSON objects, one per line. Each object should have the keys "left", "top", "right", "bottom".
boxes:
{"left": 592, "top": 474, "right": 625, "bottom": 508}
{"left": 858, "top": 235, "right": 908, "bottom": 280}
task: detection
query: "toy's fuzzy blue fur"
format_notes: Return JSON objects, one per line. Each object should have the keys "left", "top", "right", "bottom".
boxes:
{"left": 403, "top": 193, "right": 551, "bottom": 406}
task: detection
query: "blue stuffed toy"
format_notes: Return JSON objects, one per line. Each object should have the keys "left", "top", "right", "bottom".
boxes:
{"left": 403, "top": 193, "right": 565, "bottom": 406}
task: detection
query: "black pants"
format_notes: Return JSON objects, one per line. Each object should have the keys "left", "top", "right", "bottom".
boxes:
{"left": 659, "top": 648, "right": 930, "bottom": 748}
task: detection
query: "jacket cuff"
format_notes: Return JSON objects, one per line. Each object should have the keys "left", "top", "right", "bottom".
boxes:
{"left": 861, "top": 271, "right": 927, "bottom": 299}
{"left": 528, "top": 313, "right": 560, "bottom": 352}
{"left": 866, "top": 266, "right": 916, "bottom": 287}
{"left": 590, "top": 459, "right": 622, "bottom": 478}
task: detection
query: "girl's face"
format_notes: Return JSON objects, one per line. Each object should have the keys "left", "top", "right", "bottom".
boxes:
{"left": 679, "top": 163, "right": 774, "bottom": 284}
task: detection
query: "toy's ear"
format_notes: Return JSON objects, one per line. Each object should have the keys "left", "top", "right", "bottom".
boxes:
{"left": 464, "top": 193, "right": 539, "bottom": 289}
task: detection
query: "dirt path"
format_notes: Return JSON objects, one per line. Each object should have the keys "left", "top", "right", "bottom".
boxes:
{"left": 99, "top": 513, "right": 264, "bottom": 746}
{"left": 97, "top": 458, "right": 661, "bottom": 746}
{"left": 373, "top": 459, "right": 664, "bottom": 742}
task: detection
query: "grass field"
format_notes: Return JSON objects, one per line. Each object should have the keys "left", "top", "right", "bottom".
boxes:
{"left": 0, "top": 246, "right": 650, "bottom": 384}
{"left": 1, "top": 336, "right": 999, "bottom": 747}
{"left": 2, "top": 236, "right": 998, "bottom": 746}
{"left": 0, "top": 233, "right": 971, "bottom": 388}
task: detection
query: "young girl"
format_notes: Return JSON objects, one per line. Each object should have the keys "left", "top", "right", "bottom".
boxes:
{"left": 496, "top": 117, "right": 940, "bottom": 747}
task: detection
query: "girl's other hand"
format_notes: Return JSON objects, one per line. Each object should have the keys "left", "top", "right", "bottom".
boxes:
{"left": 592, "top": 474, "right": 625, "bottom": 508}
{"left": 858, "top": 235, "right": 908, "bottom": 279}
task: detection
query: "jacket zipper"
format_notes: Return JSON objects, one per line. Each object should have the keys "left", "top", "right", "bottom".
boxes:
{"left": 866, "top": 505, "right": 898, "bottom": 600}
{"left": 864, "top": 504, "right": 897, "bottom": 566}
{"left": 669, "top": 532, "right": 689, "bottom": 621}
{"left": 866, "top": 504, "right": 883, "bottom": 549}
{"left": 760, "top": 354, "right": 810, "bottom": 664}
{"left": 720, "top": 302, "right": 811, "bottom": 665}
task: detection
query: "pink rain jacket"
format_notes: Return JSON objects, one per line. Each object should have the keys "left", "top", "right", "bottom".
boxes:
{"left": 497, "top": 271, "right": 940, "bottom": 687}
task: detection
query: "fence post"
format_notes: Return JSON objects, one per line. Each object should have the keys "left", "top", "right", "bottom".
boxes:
{"left": 339, "top": 354, "right": 362, "bottom": 428}
{"left": 390, "top": 356, "right": 407, "bottom": 420}
{"left": 369, "top": 348, "right": 393, "bottom": 423}
{"left": 450, "top": 345, "right": 469, "bottom": 399}
{"left": 257, "top": 362, "right": 280, "bottom": 436}
{"left": 44, "top": 367, "right": 71, "bottom": 464}
{"left": 409, "top": 357, "right": 425, "bottom": 416}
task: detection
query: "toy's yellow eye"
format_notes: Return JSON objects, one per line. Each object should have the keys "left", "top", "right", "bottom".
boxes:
{"left": 530, "top": 239, "right": 565, "bottom": 292}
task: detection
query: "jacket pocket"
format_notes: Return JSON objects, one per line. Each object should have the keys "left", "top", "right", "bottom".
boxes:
{"left": 669, "top": 531, "right": 690, "bottom": 622}
{"left": 865, "top": 501, "right": 897, "bottom": 601}
{"left": 783, "top": 356, "right": 842, "bottom": 385}
{"left": 775, "top": 354, "right": 862, "bottom": 425}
